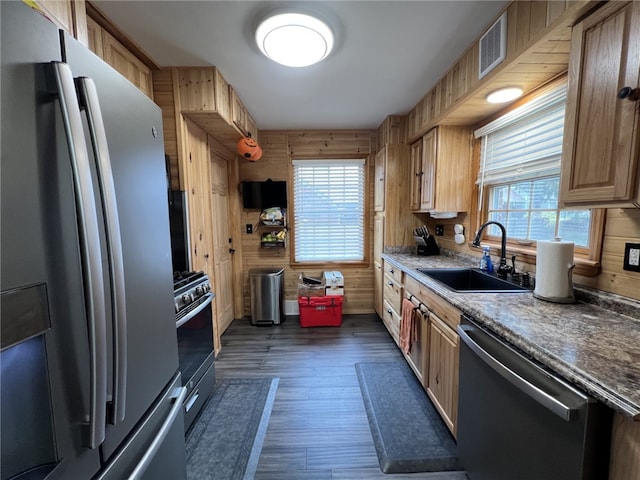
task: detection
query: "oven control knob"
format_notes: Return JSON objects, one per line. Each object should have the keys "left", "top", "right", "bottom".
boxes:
{"left": 182, "top": 293, "right": 192, "bottom": 304}
{"left": 195, "top": 286, "right": 204, "bottom": 296}
{"left": 205, "top": 283, "right": 211, "bottom": 292}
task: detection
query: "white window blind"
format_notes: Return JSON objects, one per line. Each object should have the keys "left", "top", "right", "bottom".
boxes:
{"left": 292, "top": 159, "right": 365, "bottom": 262}
{"left": 475, "top": 83, "right": 567, "bottom": 190}
{"left": 473, "top": 81, "right": 591, "bottom": 247}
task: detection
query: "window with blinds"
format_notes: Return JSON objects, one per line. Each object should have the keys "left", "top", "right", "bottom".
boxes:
{"left": 475, "top": 81, "right": 592, "bottom": 247}
{"left": 292, "top": 159, "right": 366, "bottom": 262}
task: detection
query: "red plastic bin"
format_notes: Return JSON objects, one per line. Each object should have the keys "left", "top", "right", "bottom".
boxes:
{"left": 298, "top": 295, "right": 343, "bottom": 327}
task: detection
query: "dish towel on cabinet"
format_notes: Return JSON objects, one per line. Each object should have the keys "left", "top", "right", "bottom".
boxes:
{"left": 400, "top": 298, "right": 419, "bottom": 355}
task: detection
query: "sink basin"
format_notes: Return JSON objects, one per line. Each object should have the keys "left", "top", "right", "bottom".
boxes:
{"left": 416, "top": 268, "right": 529, "bottom": 293}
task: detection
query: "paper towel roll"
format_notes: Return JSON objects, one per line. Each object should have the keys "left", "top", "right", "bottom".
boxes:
{"left": 534, "top": 238, "right": 575, "bottom": 303}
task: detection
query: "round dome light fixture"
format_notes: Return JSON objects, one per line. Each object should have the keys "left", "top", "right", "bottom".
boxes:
{"left": 255, "top": 12, "right": 334, "bottom": 67}
{"left": 486, "top": 87, "right": 524, "bottom": 104}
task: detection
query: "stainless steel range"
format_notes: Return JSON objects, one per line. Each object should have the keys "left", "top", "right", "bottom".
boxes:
{"left": 173, "top": 271, "right": 216, "bottom": 432}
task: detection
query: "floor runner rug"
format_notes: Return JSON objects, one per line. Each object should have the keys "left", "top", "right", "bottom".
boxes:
{"left": 185, "top": 377, "right": 278, "bottom": 480}
{"left": 355, "top": 362, "right": 462, "bottom": 474}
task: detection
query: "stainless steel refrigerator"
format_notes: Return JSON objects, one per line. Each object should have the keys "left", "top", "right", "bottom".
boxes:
{"left": 1, "top": 3, "right": 187, "bottom": 479}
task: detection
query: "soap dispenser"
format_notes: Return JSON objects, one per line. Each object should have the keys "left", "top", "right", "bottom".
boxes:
{"left": 479, "top": 246, "right": 494, "bottom": 273}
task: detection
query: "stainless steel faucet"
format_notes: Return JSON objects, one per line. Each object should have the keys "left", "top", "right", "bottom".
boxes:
{"left": 472, "top": 221, "right": 512, "bottom": 278}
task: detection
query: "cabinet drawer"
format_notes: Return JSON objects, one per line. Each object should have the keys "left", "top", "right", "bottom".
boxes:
{"left": 383, "top": 262, "right": 403, "bottom": 284}
{"left": 383, "top": 275, "right": 402, "bottom": 313}
{"left": 382, "top": 299, "right": 400, "bottom": 345}
{"left": 405, "top": 274, "right": 461, "bottom": 331}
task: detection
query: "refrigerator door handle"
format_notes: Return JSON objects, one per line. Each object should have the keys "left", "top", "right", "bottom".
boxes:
{"left": 128, "top": 386, "right": 187, "bottom": 480}
{"left": 51, "top": 61, "right": 108, "bottom": 448}
{"left": 77, "top": 76, "right": 128, "bottom": 425}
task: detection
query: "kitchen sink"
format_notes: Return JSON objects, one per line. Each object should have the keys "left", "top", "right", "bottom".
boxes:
{"left": 416, "top": 268, "right": 530, "bottom": 293}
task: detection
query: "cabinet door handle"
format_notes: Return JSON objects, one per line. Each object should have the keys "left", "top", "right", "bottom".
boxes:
{"left": 387, "top": 281, "right": 394, "bottom": 286}
{"left": 617, "top": 86, "right": 639, "bottom": 101}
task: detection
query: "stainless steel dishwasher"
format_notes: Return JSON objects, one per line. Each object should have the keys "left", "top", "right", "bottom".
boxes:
{"left": 456, "top": 316, "right": 612, "bottom": 480}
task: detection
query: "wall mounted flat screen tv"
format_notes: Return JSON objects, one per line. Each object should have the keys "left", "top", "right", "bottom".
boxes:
{"left": 242, "top": 180, "right": 287, "bottom": 209}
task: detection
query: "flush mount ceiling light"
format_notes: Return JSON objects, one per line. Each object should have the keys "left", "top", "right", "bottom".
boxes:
{"left": 255, "top": 12, "right": 334, "bottom": 67}
{"left": 486, "top": 87, "right": 524, "bottom": 104}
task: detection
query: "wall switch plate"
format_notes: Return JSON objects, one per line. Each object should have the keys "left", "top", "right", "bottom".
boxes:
{"left": 623, "top": 242, "right": 640, "bottom": 272}
{"left": 435, "top": 225, "right": 444, "bottom": 236}
{"left": 246, "top": 224, "right": 253, "bottom": 234}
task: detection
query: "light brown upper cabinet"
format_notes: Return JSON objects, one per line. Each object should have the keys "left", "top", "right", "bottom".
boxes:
{"left": 86, "top": 16, "right": 153, "bottom": 98}
{"left": 411, "top": 126, "right": 472, "bottom": 214}
{"left": 409, "top": 140, "right": 423, "bottom": 211}
{"left": 560, "top": 1, "right": 640, "bottom": 208}
{"left": 177, "top": 67, "right": 231, "bottom": 123}
{"left": 374, "top": 148, "right": 386, "bottom": 212}
{"left": 230, "top": 86, "right": 258, "bottom": 140}
{"left": 36, "top": 0, "right": 88, "bottom": 45}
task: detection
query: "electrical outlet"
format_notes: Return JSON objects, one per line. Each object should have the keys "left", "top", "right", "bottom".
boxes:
{"left": 435, "top": 225, "right": 444, "bottom": 236}
{"left": 246, "top": 224, "right": 253, "bottom": 234}
{"left": 623, "top": 242, "right": 640, "bottom": 272}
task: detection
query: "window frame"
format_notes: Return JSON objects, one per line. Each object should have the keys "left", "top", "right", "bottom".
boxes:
{"left": 470, "top": 77, "right": 604, "bottom": 277}
{"left": 289, "top": 155, "right": 370, "bottom": 267}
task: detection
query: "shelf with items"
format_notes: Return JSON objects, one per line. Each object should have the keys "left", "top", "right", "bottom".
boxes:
{"left": 258, "top": 207, "right": 287, "bottom": 248}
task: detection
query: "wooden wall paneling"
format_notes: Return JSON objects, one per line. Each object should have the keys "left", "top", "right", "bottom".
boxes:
{"left": 287, "top": 130, "right": 372, "bottom": 157}
{"left": 429, "top": 86, "right": 441, "bottom": 123}
{"left": 529, "top": 1, "right": 548, "bottom": 37}
{"left": 507, "top": 1, "right": 532, "bottom": 59}
{"left": 238, "top": 130, "right": 376, "bottom": 315}
{"left": 238, "top": 131, "right": 288, "bottom": 182}
{"left": 407, "top": 1, "right": 596, "bottom": 143}
{"left": 546, "top": 0, "right": 569, "bottom": 26}
{"left": 455, "top": 54, "right": 468, "bottom": 104}
{"left": 575, "top": 208, "right": 640, "bottom": 300}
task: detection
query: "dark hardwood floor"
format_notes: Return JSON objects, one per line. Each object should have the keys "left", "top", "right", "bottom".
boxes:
{"left": 213, "top": 314, "right": 468, "bottom": 479}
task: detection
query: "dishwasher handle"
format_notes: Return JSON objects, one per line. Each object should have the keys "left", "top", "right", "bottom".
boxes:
{"left": 458, "top": 323, "right": 586, "bottom": 421}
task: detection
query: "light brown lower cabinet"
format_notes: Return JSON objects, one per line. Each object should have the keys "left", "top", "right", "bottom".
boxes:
{"left": 426, "top": 312, "right": 459, "bottom": 436}
{"left": 609, "top": 412, "right": 640, "bottom": 480}
{"left": 404, "top": 309, "right": 428, "bottom": 385}
{"left": 396, "top": 274, "right": 460, "bottom": 437}
{"left": 381, "top": 299, "right": 400, "bottom": 345}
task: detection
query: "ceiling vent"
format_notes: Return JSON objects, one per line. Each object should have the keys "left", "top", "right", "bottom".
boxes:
{"left": 479, "top": 12, "right": 507, "bottom": 79}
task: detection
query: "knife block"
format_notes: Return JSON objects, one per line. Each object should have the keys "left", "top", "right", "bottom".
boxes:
{"left": 417, "top": 236, "right": 440, "bottom": 256}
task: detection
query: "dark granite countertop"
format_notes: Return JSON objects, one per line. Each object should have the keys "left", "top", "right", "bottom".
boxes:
{"left": 382, "top": 251, "right": 640, "bottom": 419}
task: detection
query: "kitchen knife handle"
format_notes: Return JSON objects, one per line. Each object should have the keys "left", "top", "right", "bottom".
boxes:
{"left": 77, "top": 76, "right": 128, "bottom": 425}
{"left": 51, "top": 62, "right": 107, "bottom": 448}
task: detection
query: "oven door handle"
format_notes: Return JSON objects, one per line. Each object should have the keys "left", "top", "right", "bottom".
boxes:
{"left": 176, "top": 293, "right": 214, "bottom": 328}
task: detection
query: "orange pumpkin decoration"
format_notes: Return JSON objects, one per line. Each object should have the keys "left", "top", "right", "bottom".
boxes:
{"left": 237, "top": 134, "right": 262, "bottom": 161}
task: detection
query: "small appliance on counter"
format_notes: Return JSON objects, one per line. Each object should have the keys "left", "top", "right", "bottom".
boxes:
{"left": 414, "top": 226, "right": 440, "bottom": 256}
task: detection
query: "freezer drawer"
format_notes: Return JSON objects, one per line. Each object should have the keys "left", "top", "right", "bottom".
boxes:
{"left": 95, "top": 373, "right": 187, "bottom": 480}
